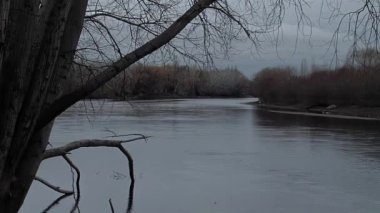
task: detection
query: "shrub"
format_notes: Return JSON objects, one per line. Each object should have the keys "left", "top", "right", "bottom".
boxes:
{"left": 251, "top": 64, "right": 380, "bottom": 106}
{"left": 72, "top": 63, "right": 250, "bottom": 99}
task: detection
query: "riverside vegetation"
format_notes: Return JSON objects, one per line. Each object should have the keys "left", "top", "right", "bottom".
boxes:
{"left": 250, "top": 49, "right": 380, "bottom": 119}
{"left": 252, "top": 49, "right": 380, "bottom": 106}
{"left": 73, "top": 48, "right": 380, "bottom": 108}
{"left": 71, "top": 64, "right": 251, "bottom": 99}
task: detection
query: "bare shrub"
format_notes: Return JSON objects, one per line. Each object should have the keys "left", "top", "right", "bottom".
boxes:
{"left": 84, "top": 64, "right": 249, "bottom": 99}
{"left": 251, "top": 63, "right": 380, "bottom": 106}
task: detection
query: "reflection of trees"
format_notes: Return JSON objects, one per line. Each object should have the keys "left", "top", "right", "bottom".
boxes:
{"left": 42, "top": 178, "right": 135, "bottom": 213}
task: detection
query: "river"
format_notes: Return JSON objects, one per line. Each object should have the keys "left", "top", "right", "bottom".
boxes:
{"left": 21, "top": 98, "right": 380, "bottom": 212}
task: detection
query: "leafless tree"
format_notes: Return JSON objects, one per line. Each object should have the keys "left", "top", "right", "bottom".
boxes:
{"left": 322, "top": 0, "right": 380, "bottom": 62}
{"left": 0, "top": 0, "right": 379, "bottom": 211}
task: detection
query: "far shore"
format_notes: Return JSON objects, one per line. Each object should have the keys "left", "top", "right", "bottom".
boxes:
{"left": 87, "top": 95, "right": 251, "bottom": 101}
{"left": 254, "top": 102, "right": 380, "bottom": 121}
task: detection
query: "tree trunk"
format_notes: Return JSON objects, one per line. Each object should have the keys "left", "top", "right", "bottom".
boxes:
{"left": 0, "top": 0, "right": 88, "bottom": 211}
{"left": 0, "top": 0, "right": 10, "bottom": 73}
{"left": 2, "top": 124, "right": 53, "bottom": 212}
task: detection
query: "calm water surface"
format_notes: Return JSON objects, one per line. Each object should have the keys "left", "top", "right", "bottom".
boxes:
{"left": 21, "top": 98, "right": 380, "bottom": 212}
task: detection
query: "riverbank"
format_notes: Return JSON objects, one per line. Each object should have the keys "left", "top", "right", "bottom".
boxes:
{"left": 87, "top": 95, "right": 251, "bottom": 101}
{"left": 254, "top": 102, "right": 380, "bottom": 121}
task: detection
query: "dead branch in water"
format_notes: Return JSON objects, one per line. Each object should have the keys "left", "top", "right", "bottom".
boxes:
{"left": 39, "top": 135, "right": 145, "bottom": 211}
{"left": 34, "top": 176, "right": 73, "bottom": 195}
{"left": 43, "top": 136, "right": 148, "bottom": 159}
{"left": 109, "top": 199, "right": 115, "bottom": 213}
{"left": 43, "top": 136, "right": 147, "bottom": 181}
{"left": 42, "top": 194, "right": 72, "bottom": 213}
{"left": 63, "top": 154, "right": 81, "bottom": 213}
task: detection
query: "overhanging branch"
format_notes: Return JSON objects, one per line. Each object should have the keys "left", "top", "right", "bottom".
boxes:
{"left": 35, "top": 0, "right": 216, "bottom": 130}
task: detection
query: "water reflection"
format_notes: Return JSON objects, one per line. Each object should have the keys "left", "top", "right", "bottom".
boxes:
{"left": 253, "top": 109, "right": 380, "bottom": 161}
{"left": 127, "top": 181, "right": 134, "bottom": 213}
{"left": 42, "top": 175, "right": 135, "bottom": 213}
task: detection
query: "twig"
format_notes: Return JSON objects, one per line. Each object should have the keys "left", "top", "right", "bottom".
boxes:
{"left": 34, "top": 176, "right": 73, "bottom": 195}
{"left": 109, "top": 199, "right": 115, "bottom": 213}
{"left": 104, "top": 134, "right": 150, "bottom": 143}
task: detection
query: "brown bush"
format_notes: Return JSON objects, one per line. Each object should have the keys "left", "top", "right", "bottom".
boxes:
{"left": 251, "top": 64, "right": 380, "bottom": 106}
{"left": 73, "top": 63, "right": 250, "bottom": 99}
{"left": 251, "top": 67, "right": 298, "bottom": 104}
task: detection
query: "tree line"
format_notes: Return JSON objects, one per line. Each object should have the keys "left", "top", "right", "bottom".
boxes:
{"left": 72, "top": 64, "right": 251, "bottom": 99}
{"left": 251, "top": 49, "right": 380, "bottom": 107}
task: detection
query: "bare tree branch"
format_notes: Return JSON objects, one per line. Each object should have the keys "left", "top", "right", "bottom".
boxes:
{"left": 126, "top": 181, "right": 135, "bottom": 213}
{"left": 34, "top": 176, "right": 74, "bottom": 195}
{"left": 42, "top": 194, "right": 72, "bottom": 213}
{"left": 117, "top": 144, "right": 135, "bottom": 182}
{"left": 63, "top": 155, "right": 81, "bottom": 213}
{"left": 109, "top": 199, "right": 115, "bottom": 213}
{"left": 36, "top": 0, "right": 217, "bottom": 130}
{"left": 43, "top": 136, "right": 147, "bottom": 159}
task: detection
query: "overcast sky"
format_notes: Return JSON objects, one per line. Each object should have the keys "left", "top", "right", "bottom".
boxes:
{"left": 214, "top": 0, "right": 364, "bottom": 77}
{"left": 87, "top": 0, "right": 370, "bottom": 77}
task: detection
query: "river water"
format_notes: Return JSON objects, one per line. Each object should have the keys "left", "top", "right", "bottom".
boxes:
{"left": 21, "top": 98, "right": 380, "bottom": 213}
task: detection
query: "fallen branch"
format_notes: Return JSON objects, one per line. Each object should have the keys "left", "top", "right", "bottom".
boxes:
{"left": 63, "top": 155, "right": 81, "bottom": 213}
{"left": 34, "top": 176, "right": 73, "bottom": 195}
{"left": 41, "top": 136, "right": 143, "bottom": 210}
{"left": 43, "top": 136, "right": 148, "bottom": 159}
{"left": 109, "top": 199, "right": 115, "bottom": 213}
{"left": 117, "top": 144, "right": 135, "bottom": 182}
{"left": 42, "top": 194, "right": 71, "bottom": 213}
{"left": 105, "top": 133, "right": 149, "bottom": 141}
{"left": 126, "top": 181, "right": 135, "bottom": 213}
